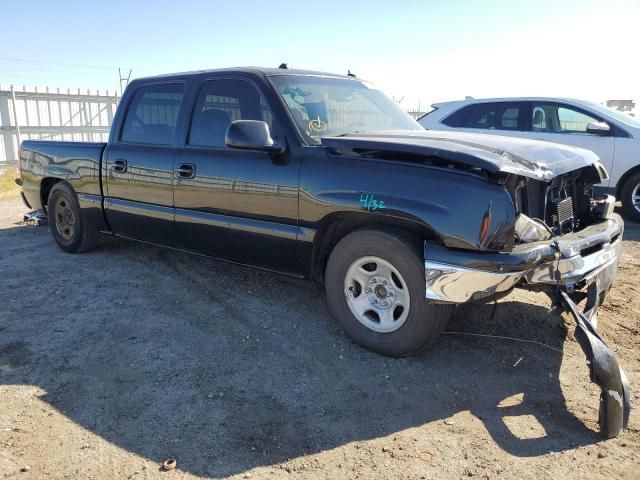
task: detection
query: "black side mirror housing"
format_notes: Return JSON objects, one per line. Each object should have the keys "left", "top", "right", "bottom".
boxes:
{"left": 586, "top": 121, "right": 611, "bottom": 136}
{"left": 225, "top": 120, "right": 285, "bottom": 153}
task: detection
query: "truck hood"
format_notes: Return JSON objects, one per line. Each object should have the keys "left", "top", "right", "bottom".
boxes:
{"left": 321, "top": 130, "right": 602, "bottom": 181}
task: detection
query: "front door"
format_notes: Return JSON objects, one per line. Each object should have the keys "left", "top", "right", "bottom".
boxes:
{"left": 104, "top": 82, "right": 185, "bottom": 244}
{"left": 527, "top": 102, "right": 615, "bottom": 187}
{"left": 173, "top": 78, "right": 301, "bottom": 274}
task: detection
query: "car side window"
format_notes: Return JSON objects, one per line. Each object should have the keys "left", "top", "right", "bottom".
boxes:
{"left": 443, "top": 103, "right": 522, "bottom": 131}
{"left": 530, "top": 103, "right": 602, "bottom": 134}
{"left": 558, "top": 107, "right": 600, "bottom": 134}
{"left": 188, "top": 79, "right": 277, "bottom": 148}
{"left": 120, "top": 83, "right": 185, "bottom": 145}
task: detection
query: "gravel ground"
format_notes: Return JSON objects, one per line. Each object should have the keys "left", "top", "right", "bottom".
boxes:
{"left": 0, "top": 195, "right": 638, "bottom": 479}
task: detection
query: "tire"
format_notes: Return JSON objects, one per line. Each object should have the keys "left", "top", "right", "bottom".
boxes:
{"left": 46, "top": 182, "right": 97, "bottom": 253}
{"left": 324, "top": 229, "right": 453, "bottom": 357}
{"left": 620, "top": 171, "right": 640, "bottom": 223}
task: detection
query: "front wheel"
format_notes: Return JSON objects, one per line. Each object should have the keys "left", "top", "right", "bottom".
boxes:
{"left": 47, "top": 182, "right": 97, "bottom": 253}
{"left": 324, "top": 229, "right": 453, "bottom": 357}
{"left": 620, "top": 171, "right": 640, "bottom": 223}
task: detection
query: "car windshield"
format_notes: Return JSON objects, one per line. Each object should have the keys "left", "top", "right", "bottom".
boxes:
{"left": 269, "top": 75, "right": 422, "bottom": 142}
{"left": 582, "top": 100, "right": 640, "bottom": 129}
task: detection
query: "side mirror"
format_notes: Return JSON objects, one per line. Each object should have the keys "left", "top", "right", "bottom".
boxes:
{"left": 225, "top": 120, "right": 284, "bottom": 153}
{"left": 586, "top": 121, "right": 611, "bottom": 136}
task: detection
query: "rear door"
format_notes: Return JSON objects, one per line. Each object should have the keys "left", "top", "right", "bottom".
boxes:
{"left": 440, "top": 101, "right": 530, "bottom": 139}
{"left": 526, "top": 102, "right": 615, "bottom": 186}
{"left": 103, "top": 82, "right": 186, "bottom": 244}
{"left": 173, "top": 77, "right": 301, "bottom": 274}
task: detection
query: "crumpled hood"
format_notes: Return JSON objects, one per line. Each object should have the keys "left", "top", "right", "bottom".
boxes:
{"left": 321, "top": 130, "right": 602, "bottom": 181}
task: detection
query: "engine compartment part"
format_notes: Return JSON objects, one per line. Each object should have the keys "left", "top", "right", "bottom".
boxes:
{"left": 508, "top": 163, "right": 608, "bottom": 244}
{"left": 591, "top": 194, "right": 616, "bottom": 221}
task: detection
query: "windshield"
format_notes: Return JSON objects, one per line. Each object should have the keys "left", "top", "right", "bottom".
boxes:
{"left": 582, "top": 100, "right": 640, "bottom": 129}
{"left": 270, "top": 75, "right": 422, "bottom": 142}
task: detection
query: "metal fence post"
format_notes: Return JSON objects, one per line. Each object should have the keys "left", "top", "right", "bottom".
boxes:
{"left": 10, "top": 85, "right": 22, "bottom": 156}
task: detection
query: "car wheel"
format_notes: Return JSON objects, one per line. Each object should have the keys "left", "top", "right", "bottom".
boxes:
{"left": 620, "top": 171, "right": 640, "bottom": 223}
{"left": 324, "top": 229, "right": 454, "bottom": 357}
{"left": 47, "top": 182, "right": 97, "bottom": 253}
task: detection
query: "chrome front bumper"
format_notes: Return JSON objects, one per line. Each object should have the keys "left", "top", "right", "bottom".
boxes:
{"left": 425, "top": 214, "right": 624, "bottom": 304}
{"left": 424, "top": 214, "right": 630, "bottom": 439}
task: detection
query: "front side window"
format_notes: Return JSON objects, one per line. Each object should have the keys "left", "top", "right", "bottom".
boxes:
{"left": 530, "top": 103, "right": 603, "bottom": 134}
{"left": 443, "top": 103, "right": 523, "bottom": 131}
{"left": 121, "top": 83, "right": 184, "bottom": 145}
{"left": 558, "top": 107, "right": 600, "bottom": 133}
{"left": 270, "top": 75, "right": 420, "bottom": 142}
{"left": 188, "top": 79, "right": 276, "bottom": 148}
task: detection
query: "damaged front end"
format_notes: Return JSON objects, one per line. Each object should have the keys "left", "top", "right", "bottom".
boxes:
{"left": 424, "top": 163, "right": 631, "bottom": 438}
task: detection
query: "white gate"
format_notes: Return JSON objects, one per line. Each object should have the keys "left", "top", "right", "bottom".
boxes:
{"left": 0, "top": 85, "right": 119, "bottom": 165}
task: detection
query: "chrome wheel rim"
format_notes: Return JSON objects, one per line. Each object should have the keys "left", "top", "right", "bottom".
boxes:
{"left": 632, "top": 183, "right": 640, "bottom": 214}
{"left": 53, "top": 196, "right": 76, "bottom": 241}
{"left": 344, "top": 256, "right": 410, "bottom": 333}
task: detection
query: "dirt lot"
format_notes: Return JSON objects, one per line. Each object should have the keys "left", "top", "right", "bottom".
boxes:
{"left": 0, "top": 194, "right": 639, "bottom": 479}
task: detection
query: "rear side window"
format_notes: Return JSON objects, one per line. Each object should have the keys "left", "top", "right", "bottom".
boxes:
{"left": 121, "top": 83, "right": 185, "bottom": 145}
{"left": 188, "top": 79, "right": 276, "bottom": 148}
{"left": 443, "top": 103, "right": 523, "bottom": 131}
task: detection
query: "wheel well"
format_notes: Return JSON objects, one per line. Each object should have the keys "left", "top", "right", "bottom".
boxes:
{"left": 310, "top": 213, "right": 437, "bottom": 282}
{"left": 40, "top": 177, "right": 61, "bottom": 212}
{"left": 616, "top": 165, "right": 640, "bottom": 199}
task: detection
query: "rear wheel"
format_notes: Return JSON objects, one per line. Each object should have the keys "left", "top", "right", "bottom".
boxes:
{"left": 47, "top": 182, "right": 97, "bottom": 253}
{"left": 325, "top": 229, "right": 453, "bottom": 357}
{"left": 620, "top": 171, "right": 640, "bottom": 223}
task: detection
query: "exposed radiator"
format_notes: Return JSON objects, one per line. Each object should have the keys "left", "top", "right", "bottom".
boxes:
{"left": 556, "top": 197, "right": 574, "bottom": 233}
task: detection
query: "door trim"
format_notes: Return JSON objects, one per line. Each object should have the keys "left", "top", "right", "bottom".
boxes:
{"left": 174, "top": 208, "right": 298, "bottom": 241}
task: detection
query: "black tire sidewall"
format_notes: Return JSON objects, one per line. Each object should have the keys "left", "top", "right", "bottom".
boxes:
{"left": 325, "top": 229, "right": 449, "bottom": 357}
{"left": 620, "top": 172, "right": 640, "bottom": 223}
{"left": 47, "top": 183, "right": 84, "bottom": 253}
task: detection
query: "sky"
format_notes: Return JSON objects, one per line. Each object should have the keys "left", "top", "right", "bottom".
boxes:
{"left": 1, "top": 0, "right": 639, "bottom": 111}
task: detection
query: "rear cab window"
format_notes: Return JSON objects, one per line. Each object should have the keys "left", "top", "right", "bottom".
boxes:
{"left": 443, "top": 102, "right": 524, "bottom": 131}
{"left": 120, "top": 83, "right": 185, "bottom": 145}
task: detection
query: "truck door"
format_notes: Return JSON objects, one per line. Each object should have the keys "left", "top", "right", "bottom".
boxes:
{"left": 173, "top": 77, "right": 301, "bottom": 274}
{"left": 103, "top": 82, "right": 186, "bottom": 245}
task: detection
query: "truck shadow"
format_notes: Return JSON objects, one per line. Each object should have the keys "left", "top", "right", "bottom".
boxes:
{"left": 0, "top": 223, "right": 612, "bottom": 478}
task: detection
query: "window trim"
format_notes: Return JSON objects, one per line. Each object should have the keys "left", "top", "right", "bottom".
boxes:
{"left": 117, "top": 80, "right": 187, "bottom": 148}
{"left": 184, "top": 76, "right": 281, "bottom": 152}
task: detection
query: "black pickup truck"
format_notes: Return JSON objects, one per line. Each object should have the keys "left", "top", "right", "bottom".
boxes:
{"left": 17, "top": 66, "right": 630, "bottom": 437}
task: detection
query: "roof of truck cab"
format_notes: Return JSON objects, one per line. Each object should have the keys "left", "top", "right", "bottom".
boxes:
{"left": 131, "top": 67, "right": 355, "bottom": 83}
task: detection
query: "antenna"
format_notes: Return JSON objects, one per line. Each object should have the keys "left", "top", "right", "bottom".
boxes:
{"left": 278, "top": 63, "right": 289, "bottom": 70}
{"left": 347, "top": 69, "right": 356, "bottom": 78}
{"left": 119, "top": 68, "right": 132, "bottom": 95}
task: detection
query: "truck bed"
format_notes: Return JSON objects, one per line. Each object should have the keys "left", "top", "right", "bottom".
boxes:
{"left": 19, "top": 140, "right": 106, "bottom": 211}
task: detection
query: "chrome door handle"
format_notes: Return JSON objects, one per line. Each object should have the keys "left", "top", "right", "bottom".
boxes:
{"left": 176, "top": 164, "right": 196, "bottom": 179}
{"left": 112, "top": 159, "right": 127, "bottom": 173}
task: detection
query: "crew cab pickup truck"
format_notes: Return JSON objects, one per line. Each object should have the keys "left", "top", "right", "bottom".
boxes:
{"left": 17, "top": 66, "right": 630, "bottom": 437}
